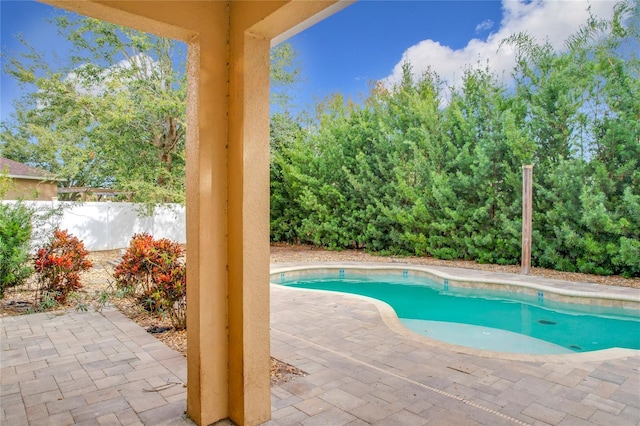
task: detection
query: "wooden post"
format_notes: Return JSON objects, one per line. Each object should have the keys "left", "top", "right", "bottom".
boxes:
{"left": 521, "top": 165, "right": 533, "bottom": 275}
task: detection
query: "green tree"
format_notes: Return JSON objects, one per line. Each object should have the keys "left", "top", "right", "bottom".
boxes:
{"left": 270, "top": 111, "right": 307, "bottom": 242}
{"left": 270, "top": 42, "right": 303, "bottom": 111}
{"left": 505, "top": 0, "right": 640, "bottom": 275}
{"left": 3, "top": 14, "right": 303, "bottom": 205}
{"left": 2, "top": 16, "right": 187, "bottom": 203}
{"left": 269, "top": 1, "right": 640, "bottom": 277}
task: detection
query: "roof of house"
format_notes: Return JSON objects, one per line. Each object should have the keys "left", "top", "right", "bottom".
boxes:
{"left": 0, "top": 157, "right": 60, "bottom": 181}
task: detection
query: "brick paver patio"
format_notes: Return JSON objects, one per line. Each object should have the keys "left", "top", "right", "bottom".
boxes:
{"left": 2, "top": 263, "right": 639, "bottom": 425}
{"left": 1, "top": 308, "right": 191, "bottom": 426}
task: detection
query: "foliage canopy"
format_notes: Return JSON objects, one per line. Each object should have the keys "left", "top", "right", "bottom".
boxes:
{"left": 270, "top": 1, "right": 640, "bottom": 277}
{"left": 1, "top": 14, "right": 302, "bottom": 204}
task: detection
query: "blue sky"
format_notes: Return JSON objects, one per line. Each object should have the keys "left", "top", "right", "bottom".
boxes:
{"left": 286, "top": 0, "right": 503, "bottom": 110}
{"left": 1, "top": 0, "right": 618, "bottom": 123}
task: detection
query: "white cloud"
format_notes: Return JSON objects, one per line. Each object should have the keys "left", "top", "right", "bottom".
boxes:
{"left": 475, "top": 19, "right": 495, "bottom": 32}
{"left": 383, "top": 0, "right": 617, "bottom": 92}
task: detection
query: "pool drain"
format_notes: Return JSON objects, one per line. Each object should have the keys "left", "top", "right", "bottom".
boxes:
{"left": 537, "top": 319, "right": 557, "bottom": 325}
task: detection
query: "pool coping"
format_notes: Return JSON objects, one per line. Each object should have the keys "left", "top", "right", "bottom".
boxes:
{"left": 270, "top": 262, "right": 640, "bottom": 363}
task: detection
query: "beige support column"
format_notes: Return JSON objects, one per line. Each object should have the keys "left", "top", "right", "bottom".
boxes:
{"left": 227, "top": 18, "right": 272, "bottom": 426}
{"left": 185, "top": 5, "right": 231, "bottom": 425}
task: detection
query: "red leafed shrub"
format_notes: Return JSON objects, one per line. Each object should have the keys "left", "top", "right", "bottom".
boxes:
{"left": 114, "top": 233, "right": 186, "bottom": 329}
{"left": 34, "top": 229, "right": 93, "bottom": 304}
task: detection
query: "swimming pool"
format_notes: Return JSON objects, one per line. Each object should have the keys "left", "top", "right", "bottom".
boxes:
{"left": 275, "top": 269, "right": 640, "bottom": 354}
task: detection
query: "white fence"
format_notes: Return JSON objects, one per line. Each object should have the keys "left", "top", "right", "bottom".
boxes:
{"left": 2, "top": 201, "right": 185, "bottom": 251}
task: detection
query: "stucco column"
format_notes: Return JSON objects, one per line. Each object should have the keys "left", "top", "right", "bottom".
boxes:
{"left": 185, "top": 5, "right": 231, "bottom": 425}
{"left": 187, "top": 5, "right": 272, "bottom": 424}
{"left": 227, "top": 21, "right": 272, "bottom": 426}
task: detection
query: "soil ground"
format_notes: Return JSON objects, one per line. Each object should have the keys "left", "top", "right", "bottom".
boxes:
{"left": 270, "top": 243, "right": 640, "bottom": 288}
{"left": 2, "top": 243, "right": 638, "bottom": 383}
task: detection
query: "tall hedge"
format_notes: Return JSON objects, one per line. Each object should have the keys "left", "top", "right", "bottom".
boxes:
{"left": 270, "top": 1, "right": 640, "bottom": 277}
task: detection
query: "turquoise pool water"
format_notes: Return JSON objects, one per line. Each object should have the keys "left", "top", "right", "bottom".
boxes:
{"left": 279, "top": 273, "right": 640, "bottom": 354}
